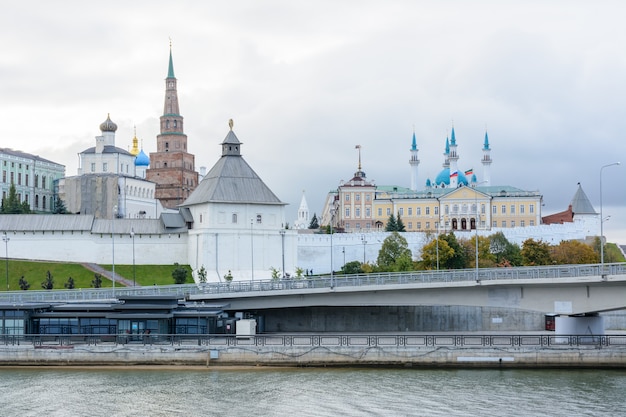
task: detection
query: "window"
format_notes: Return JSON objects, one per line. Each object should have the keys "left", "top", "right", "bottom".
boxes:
{"left": 366, "top": 194, "right": 371, "bottom": 201}
{"left": 89, "top": 162, "right": 95, "bottom": 172}
{"left": 408, "top": 222, "right": 412, "bottom": 229}
{"left": 356, "top": 194, "right": 360, "bottom": 201}
{"left": 493, "top": 220, "right": 497, "bottom": 227}
{"left": 42, "top": 196, "right": 46, "bottom": 210}
{"left": 345, "top": 194, "right": 350, "bottom": 202}
{"left": 529, "top": 204, "right": 534, "bottom": 213}
{"left": 356, "top": 223, "right": 361, "bottom": 229}
{"left": 10, "top": 172, "right": 14, "bottom": 184}
{"left": 481, "top": 204, "right": 486, "bottom": 214}
{"left": 530, "top": 220, "right": 535, "bottom": 226}
{"left": 452, "top": 205, "right": 458, "bottom": 214}
{"left": 256, "top": 214, "right": 262, "bottom": 224}
{"left": 501, "top": 205, "right": 506, "bottom": 214}
{"left": 520, "top": 205, "right": 525, "bottom": 214}
{"left": 399, "top": 208, "right": 404, "bottom": 216}
{"left": 426, "top": 207, "right": 430, "bottom": 215}
{"left": 103, "top": 163, "right": 108, "bottom": 172}
{"left": 2, "top": 171, "right": 5, "bottom": 183}
{"left": 345, "top": 207, "right": 350, "bottom": 217}
{"left": 17, "top": 173, "right": 21, "bottom": 185}
{"left": 521, "top": 220, "right": 525, "bottom": 227}
{"left": 426, "top": 222, "right": 430, "bottom": 229}
{"left": 366, "top": 208, "right": 370, "bottom": 217}
{"left": 232, "top": 213, "right": 238, "bottom": 223}
{"left": 355, "top": 208, "right": 360, "bottom": 218}
{"left": 386, "top": 208, "right": 391, "bottom": 215}
{"left": 492, "top": 206, "right": 497, "bottom": 214}
{"left": 434, "top": 206, "right": 439, "bottom": 215}
{"left": 511, "top": 205, "right": 515, "bottom": 214}
{"left": 417, "top": 207, "right": 421, "bottom": 215}
{"left": 25, "top": 174, "right": 28, "bottom": 186}
{"left": 378, "top": 208, "right": 382, "bottom": 216}
{"left": 408, "top": 207, "right": 412, "bottom": 216}
{"left": 511, "top": 221, "right": 516, "bottom": 227}
{"left": 417, "top": 222, "right": 421, "bottom": 229}
{"left": 501, "top": 221, "right": 506, "bottom": 227}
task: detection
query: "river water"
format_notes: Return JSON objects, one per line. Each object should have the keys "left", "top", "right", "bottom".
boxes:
{"left": 1, "top": 367, "right": 624, "bottom": 416}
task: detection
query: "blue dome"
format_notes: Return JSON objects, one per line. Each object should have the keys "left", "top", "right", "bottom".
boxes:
{"left": 135, "top": 149, "right": 150, "bottom": 166}
{"left": 434, "top": 168, "right": 468, "bottom": 187}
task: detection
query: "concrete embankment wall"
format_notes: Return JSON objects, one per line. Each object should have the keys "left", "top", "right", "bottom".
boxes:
{"left": 2, "top": 344, "right": 625, "bottom": 368}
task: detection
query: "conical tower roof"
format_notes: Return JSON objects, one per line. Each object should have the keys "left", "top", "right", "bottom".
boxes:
{"left": 570, "top": 183, "right": 597, "bottom": 214}
{"left": 181, "top": 121, "right": 284, "bottom": 206}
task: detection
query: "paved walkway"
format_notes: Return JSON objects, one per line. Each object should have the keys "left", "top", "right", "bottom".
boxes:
{"left": 81, "top": 263, "right": 136, "bottom": 287}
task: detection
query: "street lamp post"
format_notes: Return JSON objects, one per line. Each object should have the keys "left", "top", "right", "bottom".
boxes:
{"left": 279, "top": 229, "right": 286, "bottom": 278}
{"left": 130, "top": 228, "right": 136, "bottom": 287}
{"left": 250, "top": 218, "right": 254, "bottom": 281}
{"left": 330, "top": 208, "right": 335, "bottom": 288}
{"left": 474, "top": 182, "right": 487, "bottom": 282}
{"left": 2, "top": 232, "right": 9, "bottom": 291}
{"left": 600, "top": 162, "right": 620, "bottom": 270}
{"left": 112, "top": 205, "right": 117, "bottom": 296}
{"left": 361, "top": 234, "right": 366, "bottom": 264}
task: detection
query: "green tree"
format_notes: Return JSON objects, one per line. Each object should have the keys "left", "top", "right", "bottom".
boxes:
{"left": 341, "top": 260, "right": 363, "bottom": 275}
{"left": 1, "top": 183, "right": 31, "bottom": 214}
{"left": 377, "top": 232, "right": 413, "bottom": 271}
{"left": 172, "top": 263, "right": 188, "bottom": 284}
{"left": 53, "top": 198, "right": 68, "bottom": 214}
{"left": 385, "top": 214, "right": 398, "bottom": 232}
{"left": 18, "top": 276, "right": 30, "bottom": 290}
{"left": 197, "top": 266, "right": 207, "bottom": 284}
{"left": 91, "top": 273, "right": 103, "bottom": 288}
{"left": 421, "top": 237, "right": 454, "bottom": 269}
{"left": 396, "top": 213, "right": 406, "bottom": 232}
{"left": 521, "top": 238, "right": 552, "bottom": 266}
{"left": 41, "top": 271, "right": 54, "bottom": 290}
{"left": 64, "top": 276, "right": 75, "bottom": 289}
{"left": 440, "top": 232, "right": 467, "bottom": 269}
{"left": 489, "top": 232, "right": 523, "bottom": 266}
{"left": 308, "top": 213, "right": 319, "bottom": 229}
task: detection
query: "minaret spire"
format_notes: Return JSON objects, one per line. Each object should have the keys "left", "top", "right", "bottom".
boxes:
{"left": 409, "top": 129, "right": 420, "bottom": 191}
{"left": 448, "top": 125, "right": 460, "bottom": 188}
{"left": 481, "top": 129, "right": 492, "bottom": 185}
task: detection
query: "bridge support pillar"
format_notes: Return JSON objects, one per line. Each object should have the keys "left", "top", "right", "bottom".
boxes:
{"left": 555, "top": 315, "right": 604, "bottom": 336}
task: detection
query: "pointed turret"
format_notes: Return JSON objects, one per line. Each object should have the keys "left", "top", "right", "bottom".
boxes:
{"left": 448, "top": 126, "right": 460, "bottom": 188}
{"left": 409, "top": 130, "right": 420, "bottom": 191}
{"left": 294, "top": 190, "right": 310, "bottom": 229}
{"left": 145, "top": 43, "right": 199, "bottom": 208}
{"left": 481, "top": 129, "right": 492, "bottom": 185}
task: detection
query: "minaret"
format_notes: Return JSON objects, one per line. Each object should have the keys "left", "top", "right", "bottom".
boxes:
{"left": 146, "top": 43, "right": 199, "bottom": 208}
{"left": 481, "top": 130, "right": 492, "bottom": 185}
{"left": 448, "top": 126, "right": 460, "bottom": 188}
{"left": 409, "top": 130, "right": 420, "bottom": 191}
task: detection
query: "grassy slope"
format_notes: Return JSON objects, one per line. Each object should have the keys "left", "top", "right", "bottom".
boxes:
{"left": 3, "top": 260, "right": 193, "bottom": 291}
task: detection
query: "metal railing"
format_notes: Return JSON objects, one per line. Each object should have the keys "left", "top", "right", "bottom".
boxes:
{"left": 0, "top": 262, "right": 625, "bottom": 303}
{"left": 2, "top": 333, "right": 625, "bottom": 350}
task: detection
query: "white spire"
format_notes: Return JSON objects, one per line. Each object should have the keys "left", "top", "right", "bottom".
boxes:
{"left": 294, "top": 190, "right": 310, "bottom": 229}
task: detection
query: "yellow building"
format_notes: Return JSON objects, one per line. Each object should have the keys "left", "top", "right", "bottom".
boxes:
{"left": 321, "top": 128, "right": 543, "bottom": 233}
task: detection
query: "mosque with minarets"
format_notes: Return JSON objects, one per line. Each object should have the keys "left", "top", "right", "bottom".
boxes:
{"left": 320, "top": 127, "right": 546, "bottom": 234}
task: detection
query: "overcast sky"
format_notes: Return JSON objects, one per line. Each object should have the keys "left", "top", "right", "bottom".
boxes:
{"left": 2, "top": 1, "right": 625, "bottom": 243}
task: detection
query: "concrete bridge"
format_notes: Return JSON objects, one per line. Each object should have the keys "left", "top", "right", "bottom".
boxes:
{"left": 3, "top": 263, "right": 625, "bottom": 333}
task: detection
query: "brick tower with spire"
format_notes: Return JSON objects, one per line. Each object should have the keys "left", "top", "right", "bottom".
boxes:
{"left": 146, "top": 44, "right": 198, "bottom": 208}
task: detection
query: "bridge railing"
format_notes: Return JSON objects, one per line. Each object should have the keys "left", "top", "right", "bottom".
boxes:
{"left": 0, "top": 262, "right": 624, "bottom": 303}
{"left": 2, "top": 333, "right": 625, "bottom": 350}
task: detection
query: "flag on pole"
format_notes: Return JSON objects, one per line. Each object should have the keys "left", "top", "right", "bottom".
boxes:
{"left": 465, "top": 168, "right": 473, "bottom": 176}
{"left": 450, "top": 170, "right": 458, "bottom": 178}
